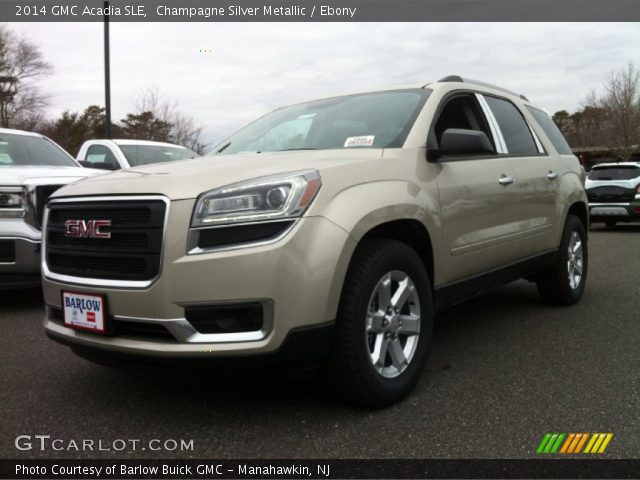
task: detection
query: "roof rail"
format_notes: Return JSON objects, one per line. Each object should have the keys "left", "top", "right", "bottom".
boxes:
{"left": 438, "top": 75, "right": 463, "bottom": 82}
{"left": 437, "top": 75, "right": 529, "bottom": 101}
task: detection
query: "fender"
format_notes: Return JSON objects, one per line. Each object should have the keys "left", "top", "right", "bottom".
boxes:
{"left": 317, "top": 180, "right": 443, "bottom": 321}
{"left": 555, "top": 169, "right": 589, "bottom": 245}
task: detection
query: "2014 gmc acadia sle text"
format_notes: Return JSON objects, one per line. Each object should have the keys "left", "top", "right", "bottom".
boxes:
{"left": 42, "top": 76, "right": 589, "bottom": 407}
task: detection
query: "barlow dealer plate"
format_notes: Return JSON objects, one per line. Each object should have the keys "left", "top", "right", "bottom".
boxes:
{"left": 62, "top": 291, "right": 108, "bottom": 335}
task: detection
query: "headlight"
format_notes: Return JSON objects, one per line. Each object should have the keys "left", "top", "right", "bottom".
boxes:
{"left": 192, "top": 170, "right": 322, "bottom": 226}
{"left": 0, "top": 187, "right": 26, "bottom": 218}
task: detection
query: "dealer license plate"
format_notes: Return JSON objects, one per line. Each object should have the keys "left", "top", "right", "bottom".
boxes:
{"left": 62, "top": 291, "right": 107, "bottom": 334}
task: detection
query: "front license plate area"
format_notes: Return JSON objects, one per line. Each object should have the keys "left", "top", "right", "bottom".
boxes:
{"left": 62, "top": 291, "right": 108, "bottom": 335}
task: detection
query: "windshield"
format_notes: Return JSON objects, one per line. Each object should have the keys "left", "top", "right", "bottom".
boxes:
{"left": 119, "top": 144, "right": 198, "bottom": 167}
{"left": 0, "top": 133, "right": 77, "bottom": 167}
{"left": 588, "top": 165, "right": 640, "bottom": 180}
{"left": 213, "top": 89, "right": 430, "bottom": 155}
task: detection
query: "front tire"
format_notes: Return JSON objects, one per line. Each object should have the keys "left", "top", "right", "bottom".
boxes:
{"left": 326, "top": 239, "right": 433, "bottom": 408}
{"left": 537, "top": 215, "right": 588, "bottom": 305}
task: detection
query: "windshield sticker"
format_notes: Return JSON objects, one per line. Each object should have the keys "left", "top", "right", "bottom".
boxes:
{"left": 344, "top": 135, "right": 375, "bottom": 147}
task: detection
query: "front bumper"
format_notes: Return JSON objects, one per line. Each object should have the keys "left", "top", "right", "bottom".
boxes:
{"left": 42, "top": 199, "right": 355, "bottom": 359}
{"left": 588, "top": 200, "right": 640, "bottom": 222}
{"left": 0, "top": 218, "right": 42, "bottom": 289}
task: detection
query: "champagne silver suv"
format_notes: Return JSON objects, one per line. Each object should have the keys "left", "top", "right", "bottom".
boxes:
{"left": 42, "top": 76, "right": 589, "bottom": 406}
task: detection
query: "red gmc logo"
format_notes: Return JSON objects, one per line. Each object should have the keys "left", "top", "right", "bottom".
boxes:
{"left": 64, "top": 219, "right": 112, "bottom": 239}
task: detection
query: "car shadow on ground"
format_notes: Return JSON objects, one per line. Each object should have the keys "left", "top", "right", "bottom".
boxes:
{"left": 589, "top": 223, "right": 640, "bottom": 233}
{"left": 0, "top": 286, "right": 42, "bottom": 308}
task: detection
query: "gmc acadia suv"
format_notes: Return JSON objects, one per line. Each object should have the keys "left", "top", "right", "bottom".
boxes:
{"left": 41, "top": 76, "right": 589, "bottom": 406}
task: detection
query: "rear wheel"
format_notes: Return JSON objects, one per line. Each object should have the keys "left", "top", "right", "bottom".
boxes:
{"left": 326, "top": 239, "right": 433, "bottom": 408}
{"left": 537, "top": 215, "right": 588, "bottom": 305}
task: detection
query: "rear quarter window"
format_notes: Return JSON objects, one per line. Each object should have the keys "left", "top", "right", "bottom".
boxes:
{"left": 526, "top": 106, "right": 573, "bottom": 155}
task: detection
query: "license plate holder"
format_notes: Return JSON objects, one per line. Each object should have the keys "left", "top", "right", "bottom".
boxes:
{"left": 62, "top": 290, "right": 109, "bottom": 335}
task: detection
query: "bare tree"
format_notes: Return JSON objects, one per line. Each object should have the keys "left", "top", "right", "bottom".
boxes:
{"left": 598, "top": 63, "right": 640, "bottom": 159}
{"left": 132, "top": 87, "right": 206, "bottom": 153}
{"left": 0, "top": 26, "right": 52, "bottom": 128}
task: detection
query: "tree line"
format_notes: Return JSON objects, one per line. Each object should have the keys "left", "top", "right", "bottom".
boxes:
{"left": 552, "top": 64, "right": 639, "bottom": 161}
{"left": 0, "top": 26, "right": 206, "bottom": 155}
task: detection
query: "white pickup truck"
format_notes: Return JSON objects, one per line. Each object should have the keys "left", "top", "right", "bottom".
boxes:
{"left": 76, "top": 139, "right": 198, "bottom": 171}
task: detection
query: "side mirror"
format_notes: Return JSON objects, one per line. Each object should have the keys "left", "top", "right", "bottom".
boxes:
{"left": 78, "top": 160, "right": 117, "bottom": 171}
{"left": 429, "top": 129, "right": 495, "bottom": 161}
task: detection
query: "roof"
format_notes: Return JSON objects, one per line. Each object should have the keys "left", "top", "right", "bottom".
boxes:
{"left": 0, "top": 128, "right": 43, "bottom": 137}
{"left": 111, "top": 139, "right": 190, "bottom": 148}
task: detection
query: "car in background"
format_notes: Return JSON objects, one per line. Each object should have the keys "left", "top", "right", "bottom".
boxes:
{"left": 0, "top": 128, "right": 103, "bottom": 289}
{"left": 585, "top": 162, "right": 640, "bottom": 227}
{"left": 76, "top": 139, "right": 198, "bottom": 170}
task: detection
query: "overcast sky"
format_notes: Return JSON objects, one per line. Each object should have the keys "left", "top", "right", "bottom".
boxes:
{"left": 5, "top": 22, "right": 640, "bottom": 146}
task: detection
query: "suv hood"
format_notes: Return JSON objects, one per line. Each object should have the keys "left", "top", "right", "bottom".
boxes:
{"left": 1, "top": 165, "right": 104, "bottom": 185}
{"left": 50, "top": 150, "right": 385, "bottom": 200}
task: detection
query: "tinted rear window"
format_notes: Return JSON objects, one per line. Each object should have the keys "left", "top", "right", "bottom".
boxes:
{"left": 484, "top": 96, "right": 538, "bottom": 155}
{"left": 588, "top": 166, "right": 640, "bottom": 180}
{"left": 526, "top": 106, "right": 573, "bottom": 155}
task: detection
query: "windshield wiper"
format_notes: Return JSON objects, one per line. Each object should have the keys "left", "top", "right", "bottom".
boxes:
{"left": 275, "top": 148, "right": 318, "bottom": 152}
{"left": 215, "top": 142, "right": 231, "bottom": 154}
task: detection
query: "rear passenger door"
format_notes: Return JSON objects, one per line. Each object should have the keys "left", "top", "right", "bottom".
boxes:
{"left": 480, "top": 95, "right": 558, "bottom": 254}
{"left": 431, "top": 92, "right": 522, "bottom": 284}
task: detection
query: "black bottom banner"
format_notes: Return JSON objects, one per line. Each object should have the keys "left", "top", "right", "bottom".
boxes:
{"left": 2, "top": 459, "right": 640, "bottom": 479}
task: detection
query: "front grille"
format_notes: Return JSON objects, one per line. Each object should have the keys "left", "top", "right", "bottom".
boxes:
{"left": 45, "top": 199, "right": 166, "bottom": 281}
{"left": 35, "top": 185, "right": 64, "bottom": 228}
{"left": 48, "top": 307, "right": 176, "bottom": 341}
{"left": 587, "top": 186, "right": 636, "bottom": 203}
{"left": 114, "top": 320, "right": 176, "bottom": 341}
{"left": 0, "top": 240, "right": 15, "bottom": 262}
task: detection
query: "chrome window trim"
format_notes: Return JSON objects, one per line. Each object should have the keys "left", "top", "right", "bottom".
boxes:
{"left": 113, "top": 299, "right": 274, "bottom": 344}
{"left": 42, "top": 195, "right": 170, "bottom": 289}
{"left": 475, "top": 93, "right": 507, "bottom": 154}
{"left": 187, "top": 218, "right": 298, "bottom": 255}
{"left": 527, "top": 121, "right": 546, "bottom": 154}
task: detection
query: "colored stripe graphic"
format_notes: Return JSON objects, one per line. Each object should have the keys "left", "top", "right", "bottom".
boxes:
{"left": 584, "top": 433, "right": 614, "bottom": 453}
{"left": 538, "top": 433, "right": 613, "bottom": 454}
{"left": 537, "top": 433, "right": 565, "bottom": 454}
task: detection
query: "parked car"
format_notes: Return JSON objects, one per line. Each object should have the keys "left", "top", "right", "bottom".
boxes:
{"left": 41, "top": 76, "right": 588, "bottom": 406}
{"left": 585, "top": 162, "right": 640, "bottom": 227}
{"left": 0, "top": 128, "right": 103, "bottom": 289}
{"left": 76, "top": 139, "right": 198, "bottom": 170}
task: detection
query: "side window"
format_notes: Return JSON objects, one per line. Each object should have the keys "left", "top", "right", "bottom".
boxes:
{"left": 431, "top": 94, "right": 495, "bottom": 153}
{"left": 483, "top": 96, "right": 538, "bottom": 155}
{"left": 85, "top": 145, "right": 119, "bottom": 169}
{"left": 526, "top": 106, "right": 573, "bottom": 155}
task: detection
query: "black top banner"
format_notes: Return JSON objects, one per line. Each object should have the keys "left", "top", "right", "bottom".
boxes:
{"left": 2, "top": 0, "right": 640, "bottom": 22}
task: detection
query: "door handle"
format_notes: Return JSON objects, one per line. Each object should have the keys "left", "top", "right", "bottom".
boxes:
{"left": 498, "top": 175, "right": 514, "bottom": 186}
{"left": 547, "top": 171, "right": 558, "bottom": 180}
